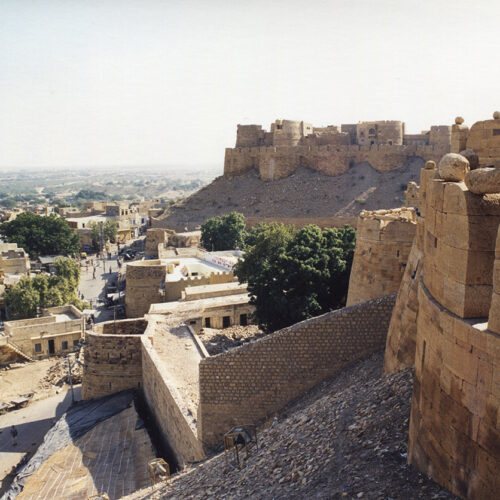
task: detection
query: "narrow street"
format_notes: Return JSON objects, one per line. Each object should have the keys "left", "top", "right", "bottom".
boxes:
{"left": 78, "top": 251, "right": 121, "bottom": 323}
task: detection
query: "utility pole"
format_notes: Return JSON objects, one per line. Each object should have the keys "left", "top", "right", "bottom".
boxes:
{"left": 66, "top": 356, "right": 75, "bottom": 405}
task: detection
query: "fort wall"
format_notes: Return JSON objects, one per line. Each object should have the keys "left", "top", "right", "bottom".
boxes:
{"left": 408, "top": 281, "right": 500, "bottom": 499}
{"left": 224, "top": 143, "right": 449, "bottom": 180}
{"left": 346, "top": 208, "right": 416, "bottom": 306}
{"left": 198, "top": 294, "right": 396, "bottom": 446}
{"left": 383, "top": 165, "right": 437, "bottom": 374}
{"left": 81, "top": 329, "right": 143, "bottom": 400}
{"left": 142, "top": 334, "right": 206, "bottom": 466}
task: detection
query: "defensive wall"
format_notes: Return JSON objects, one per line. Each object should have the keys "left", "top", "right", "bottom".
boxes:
{"left": 142, "top": 331, "right": 206, "bottom": 466}
{"left": 82, "top": 293, "right": 397, "bottom": 467}
{"left": 81, "top": 318, "right": 147, "bottom": 400}
{"left": 379, "top": 113, "right": 500, "bottom": 499}
{"left": 224, "top": 143, "right": 450, "bottom": 180}
{"left": 197, "top": 294, "right": 396, "bottom": 446}
{"left": 346, "top": 208, "right": 416, "bottom": 306}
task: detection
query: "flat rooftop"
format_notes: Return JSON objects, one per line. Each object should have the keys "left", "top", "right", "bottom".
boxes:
{"left": 148, "top": 293, "right": 250, "bottom": 316}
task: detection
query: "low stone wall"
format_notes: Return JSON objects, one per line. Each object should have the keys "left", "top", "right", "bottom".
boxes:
{"left": 82, "top": 331, "right": 143, "bottom": 400}
{"left": 198, "top": 294, "right": 396, "bottom": 446}
{"left": 408, "top": 281, "right": 500, "bottom": 499}
{"left": 245, "top": 215, "right": 358, "bottom": 229}
{"left": 94, "top": 318, "right": 148, "bottom": 336}
{"left": 141, "top": 336, "right": 205, "bottom": 466}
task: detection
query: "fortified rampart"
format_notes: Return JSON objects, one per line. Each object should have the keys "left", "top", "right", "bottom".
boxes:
{"left": 198, "top": 294, "right": 396, "bottom": 446}
{"left": 378, "top": 113, "right": 500, "bottom": 499}
{"left": 346, "top": 208, "right": 416, "bottom": 306}
{"left": 225, "top": 118, "right": 451, "bottom": 180}
{"left": 224, "top": 143, "right": 450, "bottom": 181}
{"left": 81, "top": 319, "right": 147, "bottom": 400}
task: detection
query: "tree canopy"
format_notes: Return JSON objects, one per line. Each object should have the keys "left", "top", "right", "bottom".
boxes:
{"left": 235, "top": 224, "right": 356, "bottom": 332}
{"left": 200, "top": 212, "right": 246, "bottom": 251}
{"left": 0, "top": 212, "right": 80, "bottom": 257}
{"left": 4, "top": 257, "right": 86, "bottom": 319}
{"left": 89, "top": 220, "right": 118, "bottom": 248}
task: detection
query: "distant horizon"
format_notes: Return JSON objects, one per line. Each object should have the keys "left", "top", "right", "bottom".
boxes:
{"left": 1, "top": 0, "right": 498, "bottom": 169}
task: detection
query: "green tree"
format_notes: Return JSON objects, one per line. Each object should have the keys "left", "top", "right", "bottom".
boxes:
{"left": 4, "top": 257, "right": 85, "bottom": 319}
{"left": 235, "top": 224, "right": 356, "bottom": 332}
{"left": 201, "top": 212, "right": 246, "bottom": 251}
{"left": 0, "top": 212, "right": 80, "bottom": 257}
{"left": 4, "top": 276, "right": 40, "bottom": 319}
{"left": 89, "top": 220, "right": 118, "bottom": 247}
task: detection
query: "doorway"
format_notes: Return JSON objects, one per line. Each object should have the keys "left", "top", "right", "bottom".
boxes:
{"left": 48, "top": 339, "right": 55, "bottom": 355}
{"left": 223, "top": 316, "right": 231, "bottom": 328}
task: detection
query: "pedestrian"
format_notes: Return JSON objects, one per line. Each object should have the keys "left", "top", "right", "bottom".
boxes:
{"left": 109, "top": 267, "right": 112, "bottom": 274}
{"left": 93, "top": 269, "right": 96, "bottom": 279}
{"left": 10, "top": 425, "right": 18, "bottom": 447}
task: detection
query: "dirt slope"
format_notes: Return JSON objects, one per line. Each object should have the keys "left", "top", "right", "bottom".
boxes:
{"left": 155, "top": 159, "right": 423, "bottom": 230}
{"left": 125, "top": 351, "right": 457, "bottom": 500}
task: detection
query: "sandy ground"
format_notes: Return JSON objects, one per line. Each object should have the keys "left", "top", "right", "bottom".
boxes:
{"left": 0, "top": 359, "right": 63, "bottom": 405}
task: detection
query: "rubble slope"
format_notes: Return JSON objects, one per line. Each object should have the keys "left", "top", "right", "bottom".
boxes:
{"left": 156, "top": 159, "right": 423, "bottom": 230}
{"left": 125, "top": 351, "right": 457, "bottom": 500}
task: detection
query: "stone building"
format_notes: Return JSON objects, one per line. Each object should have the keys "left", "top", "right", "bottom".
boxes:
{"left": 0, "top": 305, "right": 84, "bottom": 362}
{"left": 224, "top": 118, "right": 451, "bottom": 180}
{"left": 125, "top": 250, "right": 239, "bottom": 317}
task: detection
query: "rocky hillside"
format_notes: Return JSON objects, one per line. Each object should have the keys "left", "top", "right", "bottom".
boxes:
{"left": 125, "top": 352, "right": 456, "bottom": 500}
{"left": 155, "top": 159, "right": 423, "bottom": 230}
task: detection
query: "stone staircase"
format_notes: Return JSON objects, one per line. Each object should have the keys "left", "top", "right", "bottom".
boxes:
{"left": 0, "top": 335, "right": 34, "bottom": 362}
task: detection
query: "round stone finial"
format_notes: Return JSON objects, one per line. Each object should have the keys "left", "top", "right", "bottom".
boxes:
{"left": 493, "top": 111, "right": 500, "bottom": 120}
{"left": 438, "top": 153, "right": 470, "bottom": 182}
{"left": 459, "top": 149, "right": 480, "bottom": 170}
{"left": 425, "top": 160, "right": 436, "bottom": 170}
{"left": 455, "top": 116, "right": 464, "bottom": 125}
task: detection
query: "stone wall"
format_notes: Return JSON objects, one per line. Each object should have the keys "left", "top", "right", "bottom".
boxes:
{"left": 346, "top": 208, "right": 416, "bottom": 306}
{"left": 466, "top": 115, "right": 500, "bottom": 167}
{"left": 141, "top": 336, "right": 206, "bottom": 466}
{"left": 145, "top": 228, "right": 167, "bottom": 258}
{"left": 125, "top": 260, "right": 167, "bottom": 318}
{"left": 198, "top": 294, "right": 396, "bottom": 446}
{"left": 81, "top": 330, "right": 143, "bottom": 400}
{"left": 383, "top": 165, "right": 436, "bottom": 374}
{"left": 422, "top": 180, "right": 500, "bottom": 318}
{"left": 224, "top": 143, "right": 449, "bottom": 180}
{"left": 245, "top": 215, "right": 358, "bottom": 229}
{"left": 408, "top": 281, "right": 500, "bottom": 499}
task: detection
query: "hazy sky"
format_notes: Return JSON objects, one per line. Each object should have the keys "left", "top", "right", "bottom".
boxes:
{"left": 1, "top": 0, "right": 499, "bottom": 170}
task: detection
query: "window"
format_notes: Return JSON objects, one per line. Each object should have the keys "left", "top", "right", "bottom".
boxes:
{"left": 62, "top": 341, "right": 68, "bottom": 350}
{"left": 493, "top": 129, "right": 500, "bottom": 136}
{"left": 240, "top": 314, "right": 248, "bottom": 326}
{"left": 73, "top": 339, "right": 79, "bottom": 347}
{"left": 370, "top": 141, "right": 375, "bottom": 145}
{"left": 276, "top": 124, "right": 282, "bottom": 130}
{"left": 205, "top": 317, "right": 211, "bottom": 328}
{"left": 189, "top": 320, "right": 196, "bottom": 325}
{"left": 223, "top": 316, "right": 231, "bottom": 328}
{"left": 34, "top": 343, "right": 42, "bottom": 353}
{"left": 368, "top": 128, "right": 376, "bottom": 135}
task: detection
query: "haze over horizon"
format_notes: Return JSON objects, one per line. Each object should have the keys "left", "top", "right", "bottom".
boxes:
{"left": 1, "top": 0, "right": 499, "bottom": 170}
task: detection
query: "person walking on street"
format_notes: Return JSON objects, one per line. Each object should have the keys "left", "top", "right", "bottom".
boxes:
{"left": 10, "top": 425, "right": 18, "bottom": 447}
{"left": 93, "top": 268, "right": 96, "bottom": 279}
{"left": 109, "top": 267, "right": 112, "bottom": 275}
